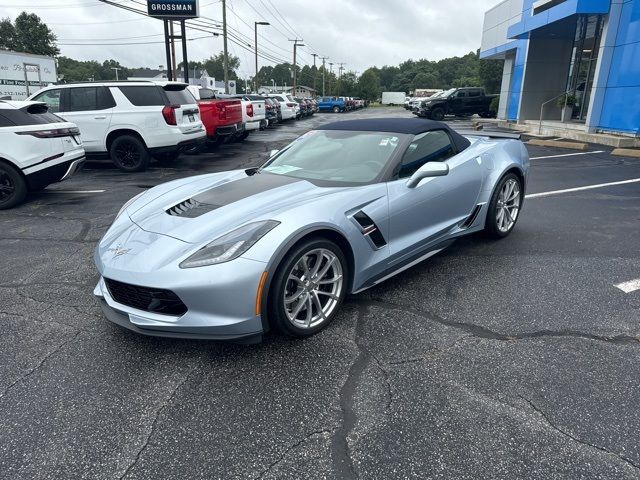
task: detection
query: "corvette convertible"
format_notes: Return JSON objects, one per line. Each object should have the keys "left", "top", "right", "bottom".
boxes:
{"left": 94, "top": 118, "right": 529, "bottom": 342}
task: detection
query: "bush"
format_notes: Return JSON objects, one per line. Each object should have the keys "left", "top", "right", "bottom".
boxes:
{"left": 556, "top": 94, "right": 577, "bottom": 108}
{"left": 489, "top": 96, "right": 499, "bottom": 114}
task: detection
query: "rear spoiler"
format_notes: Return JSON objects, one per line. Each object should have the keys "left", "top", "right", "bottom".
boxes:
{"left": 456, "top": 130, "right": 522, "bottom": 140}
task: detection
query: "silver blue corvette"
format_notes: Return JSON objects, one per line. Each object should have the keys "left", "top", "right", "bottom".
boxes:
{"left": 94, "top": 118, "right": 529, "bottom": 342}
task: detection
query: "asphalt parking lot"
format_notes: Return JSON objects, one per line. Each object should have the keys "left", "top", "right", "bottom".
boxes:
{"left": 1, "top": 107, "right": 639, "bottom": 480}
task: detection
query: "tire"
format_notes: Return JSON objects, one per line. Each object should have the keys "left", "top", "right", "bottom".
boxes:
{"left": 236, "top": 131, "right": 250, "bottom": 142}
{"left": 484, "top": 173, "right": 523, "bottom": 239}
{"left": 110, "top": 135, "right": 150, "bottom": 172}
{"left": 269, "top": 238, "right": 348, "bottom": 338}
{"left": 332, "top": 106, "right": 340, "bottom": 113}
{"left": 430, "top": 107, "right": 445, "bottom": 121}
{"left": 0, "top": 162, "right": 27, "bottom": 210}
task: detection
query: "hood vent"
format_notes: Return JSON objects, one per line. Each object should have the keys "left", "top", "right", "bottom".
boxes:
{"left": 353, "top": 211, "right": 387, "bottom": 249}
{"left": 166, "top": 198, "right": 219, "bottom": 218}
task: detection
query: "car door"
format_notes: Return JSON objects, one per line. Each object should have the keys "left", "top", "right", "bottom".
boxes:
{"left": 31, "top": 88, "right": 63, "bottom": 114}
{"left": 386, "top": 130, "right": 482, "bottom": 262}
{"left": 58, "top": 86, "right": 114, "bottom": 152}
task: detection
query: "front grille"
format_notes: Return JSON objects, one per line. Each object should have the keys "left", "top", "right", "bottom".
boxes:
{"left": 104, "top": 278, "right": 188, "bottom": 316}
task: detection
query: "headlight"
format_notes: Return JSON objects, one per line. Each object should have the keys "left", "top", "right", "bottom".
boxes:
{"left": 179, "top": 220, "right": 280, "bottom": 269}
{"left": 116, "top": 191, "right": 146, "bottom": 219}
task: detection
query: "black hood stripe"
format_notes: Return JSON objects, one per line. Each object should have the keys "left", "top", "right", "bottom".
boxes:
{"left": 167, "top": 173, "right": 302, "bottom": 218}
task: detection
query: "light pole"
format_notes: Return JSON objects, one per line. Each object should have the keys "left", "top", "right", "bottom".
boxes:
{"left": 222, "top": 0, "right": 229, "bottom": 93}
{"left": 254, "top": 21, "right": 269, "bottom": 93}
{"left": 270, "top": 78, "right": 275, "bottom": 92}
{"left": 111, "top": 67, "right": 121, "bottom": 81}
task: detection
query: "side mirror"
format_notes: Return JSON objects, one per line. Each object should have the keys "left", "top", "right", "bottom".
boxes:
{"left": 269, "top": 149, "right": 279, "bottom": 158}
{"left": 406, "top": 162, "right": 449, "bottom": 188}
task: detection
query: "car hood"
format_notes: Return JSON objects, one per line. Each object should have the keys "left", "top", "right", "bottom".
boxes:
{"left": 128, "top": 170, "right": 345, "bottom": 244}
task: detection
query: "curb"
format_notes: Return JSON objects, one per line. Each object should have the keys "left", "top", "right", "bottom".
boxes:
{"left": 527, "top": 139, "right": 588, "bottom": 150}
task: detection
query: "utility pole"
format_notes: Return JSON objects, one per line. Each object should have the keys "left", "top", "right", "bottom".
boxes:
{"left": 329, "top": 62, "right": 334, "bottom": 95}
{"left": 320, "top": 56, "right": 328, "bottom": 96}
{"left": 111, "top": 67, "right": 121, "bottom": 81}
{"left": 254, "top": 21, "right": 269, "bottom": 93}
{"left": 222, "top": 0, "right": 229, "bottom": 93}
{"left": 169, "top": 21, "right": 177, "bottom": 80}
{"left": 338, "top": 63, "right": 345, "bottom": 79}
{"left": 311, "top": 53, "right": 317, "bottom": 95}
{"left": 289, "top": 39, "right": 303, "bottom": 96}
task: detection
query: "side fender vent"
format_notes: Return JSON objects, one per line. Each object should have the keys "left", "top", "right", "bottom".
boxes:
{"left": 460, "top": 204, "right": 483, "bottom": 229}
{"left": 353, "top": 211, "right": 387, "bottom": 249}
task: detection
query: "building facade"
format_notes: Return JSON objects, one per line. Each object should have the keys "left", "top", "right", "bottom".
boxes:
{"left": 258, "top": 85, "right": 316, "bottom": 98}
{"left": 481, "top": 0, "right": 639, "bottom": 136}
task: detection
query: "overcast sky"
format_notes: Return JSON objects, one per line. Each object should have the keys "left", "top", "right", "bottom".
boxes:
{"left": 0, "top": 0, "right": 496, "bottom": 77}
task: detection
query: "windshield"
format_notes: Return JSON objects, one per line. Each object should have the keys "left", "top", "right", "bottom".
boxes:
{"left": 261, "top": 130, "right": 406, "bottom": 184}
{"left": 440, "top": 88, "right": 457, "bottom": 98}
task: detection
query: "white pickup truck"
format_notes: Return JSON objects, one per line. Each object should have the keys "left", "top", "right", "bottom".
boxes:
{"left": 234, "top": 94, "right": 267, "bottom": 131}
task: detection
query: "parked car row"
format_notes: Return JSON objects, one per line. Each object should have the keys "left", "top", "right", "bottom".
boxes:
{"left": 0, "top": 81, "right": 325, "bottom": 209}
{"left": 316, "top": 96, "right": 367, "bottom": 113}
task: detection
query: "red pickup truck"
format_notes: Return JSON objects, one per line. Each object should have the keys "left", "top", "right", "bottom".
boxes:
{"left": 187, "top": 87, "right": 244, "bottom": 147}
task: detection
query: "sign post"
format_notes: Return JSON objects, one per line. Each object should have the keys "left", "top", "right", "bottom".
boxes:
{"left": 147, "top": 0, "right": 200, "bottom": 83}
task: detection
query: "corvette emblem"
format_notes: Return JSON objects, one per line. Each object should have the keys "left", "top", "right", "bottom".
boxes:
{"left": 108, "top": 246, "right": 131, "bottom": 258}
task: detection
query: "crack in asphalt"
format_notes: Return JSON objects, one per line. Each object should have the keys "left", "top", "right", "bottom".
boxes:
{"left": 254, "top": 428, "right": 338, "bottom": 480}
{"left": 519, "top": 395, "right": 640, "bottom": 472}
{"left": 118, "top": 364, "right": 200, "bottom": 480}
{"left": 363, "top": 298, "right": 640, "bottom": 346}
{"left": 0, "top": 329, "right": 82, "bottom": 400}
{"left": 330, "top": 303, "right": 368, "bottom": 480}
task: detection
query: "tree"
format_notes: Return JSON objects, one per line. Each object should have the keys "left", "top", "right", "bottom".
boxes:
{"left": 478, "top": 58, "right": 504, "bottom": 94}
{"left": 411, "top": 72, "right": 439, "bottom": 90}
{"left": 0, "top": 12, "right": 58, "bottom": 56}
{"left": 358, "top": 68, "right": 380, "bottom": 101}
{"left": 202, "top": 52, "right": 240, "bottom": 81}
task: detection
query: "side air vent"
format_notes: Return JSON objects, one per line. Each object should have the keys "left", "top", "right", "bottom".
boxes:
{"left": 460, "top": 204, "right": 483, "bottom": 229}
{"left": 166, "top": 198, "right": 218, "bottom": 218}
{"left": 353, "top": 211, "right": 387, "bottom": 249}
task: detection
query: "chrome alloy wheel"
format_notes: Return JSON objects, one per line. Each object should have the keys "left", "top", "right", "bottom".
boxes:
{"left": 283, "top": 248, "right": 344, "bottom": 329}
{"left": 496, "top": 178, "right": 521, "bottom": 233}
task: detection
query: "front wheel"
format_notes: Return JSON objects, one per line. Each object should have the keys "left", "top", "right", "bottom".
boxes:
{"left": 269, "top": 239, "right": 348, "bottom": 337}
{"left": 0, "top": 163, "right": 27, "bottom": 210}
{"left": 430, "top": 107, "right": 445, "bottom": 121}
{"left": 110, "top": 135, "right": 150, "bottom": 172}
{"left": 485, "top": 173, "right": 522, "bottom": 238}
{"left": 332, "top": 106, "right": 340, "bottom": 113}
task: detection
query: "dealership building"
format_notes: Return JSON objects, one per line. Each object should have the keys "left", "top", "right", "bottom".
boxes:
{"left": 480, "top": 0, "right": 639, "bottom": 140}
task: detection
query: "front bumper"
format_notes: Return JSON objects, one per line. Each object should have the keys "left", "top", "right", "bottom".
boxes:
{"left": 94, "top": 246, "right": 268, "bottom": 340}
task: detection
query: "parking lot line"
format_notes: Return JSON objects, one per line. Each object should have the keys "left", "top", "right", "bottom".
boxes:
{"left": 526, "top": 177, "right": 640, "bottom": 199}
{"left": 42, "top": 189, "right": 106, "bottom": 194}
{"left": 615, "top": 279, "right": 640, "bottom": 294}
{"left": 529, "top": 150, "right": 605, "bottom": 160}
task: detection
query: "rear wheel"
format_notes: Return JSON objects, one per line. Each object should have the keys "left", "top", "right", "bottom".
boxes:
{"left": 0, "top": 162, "right": 27, "bottom": 210}
{"left": 485, "top": 173, "right": 522, "bottom": 238}
{"left": 430, "top": 107, "right": 445, "bottom": 121}
{"left": 110, "top": 135, "right": 149, "bottom": 172}
{"left": 269, "top": 239, "right": 348, "bottom": 337}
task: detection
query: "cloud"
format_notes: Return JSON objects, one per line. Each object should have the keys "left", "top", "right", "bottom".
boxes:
{"left": 0, "top": 0, "right": 497, "bottom": 76}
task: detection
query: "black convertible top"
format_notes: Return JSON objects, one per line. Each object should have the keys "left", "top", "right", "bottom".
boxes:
{"left": 318, "top": 118, "right": 471, "bottom": 152}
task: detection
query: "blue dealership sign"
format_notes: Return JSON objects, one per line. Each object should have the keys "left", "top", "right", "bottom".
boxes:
{"left": 147, "top": 0, "right": 200, "bottom": 19}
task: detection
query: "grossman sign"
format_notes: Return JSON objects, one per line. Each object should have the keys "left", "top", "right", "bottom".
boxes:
{"left": 147, "top": 0, "right": 200, "bottom": 19}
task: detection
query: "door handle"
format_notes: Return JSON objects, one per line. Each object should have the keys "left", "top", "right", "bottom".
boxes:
{"left": 94, "top": 116, "right": 107, "bottom": 119}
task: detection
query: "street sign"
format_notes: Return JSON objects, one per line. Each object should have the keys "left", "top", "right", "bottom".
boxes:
{"left": 147, "top": 0, "right": 200, "bottom": 19}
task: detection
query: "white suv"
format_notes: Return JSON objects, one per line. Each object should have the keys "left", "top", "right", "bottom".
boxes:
{"left": 29, "top": 81, "right": 205, "bottom": 172}
{"left": 0, "top": 100, "right": 85, "bottom": 209}
{"left": 268, "top": 93, "right": 298, "bottom": 120}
